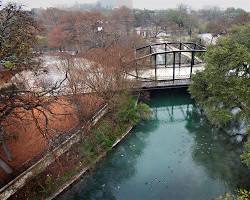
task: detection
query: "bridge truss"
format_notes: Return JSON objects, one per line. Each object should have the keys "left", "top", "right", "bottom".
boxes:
{"left": 128, "top": 42, "right": 207, "bottom": 89}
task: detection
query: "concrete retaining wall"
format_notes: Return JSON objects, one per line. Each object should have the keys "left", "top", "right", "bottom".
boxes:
{"left": 46, "top": 126, "right": 134, "bottom": 200}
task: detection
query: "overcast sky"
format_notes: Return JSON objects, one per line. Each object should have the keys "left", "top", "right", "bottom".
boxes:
{"left": 3, "top": 0, "right": 250, "bottom": 11}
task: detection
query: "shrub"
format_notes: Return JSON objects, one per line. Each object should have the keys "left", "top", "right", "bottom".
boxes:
{"left": 241, "top": 140, "right": 250, "bottom": 167}
{"left": 116, "top": 97, "right": 140, "bottom": 125}
{"left": 115, "top": 95, "right": 152, "bottom": 125}
{"left": 137, "top": 103, "right": 152, "bottom": 121}
{"left": 217, "top": 190, "right": 250, "bottom": 200}
{"left": 81, "top": 141, "right": 96, "bottom": 159}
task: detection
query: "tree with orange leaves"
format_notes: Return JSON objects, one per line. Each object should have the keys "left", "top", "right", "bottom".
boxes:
{"left": 48, "top": 26, "right": 69, "bottom": 51}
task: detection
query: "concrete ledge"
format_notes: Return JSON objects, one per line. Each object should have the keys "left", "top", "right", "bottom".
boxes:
{"left": 46, "top": 125, "right": 133, "bottom": 200}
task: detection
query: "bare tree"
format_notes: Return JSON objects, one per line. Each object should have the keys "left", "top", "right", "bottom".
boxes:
{"left": 109, "top": 6, "right": 134, "bottom": 37}
{"left": 0, "top": 3, "right": 71, "bottom": 175}
{"left": 47, "top": 25, "right": 69, "bottom": 51}
{"left": 60, "top": 43, "right": 135, "bottom": 108}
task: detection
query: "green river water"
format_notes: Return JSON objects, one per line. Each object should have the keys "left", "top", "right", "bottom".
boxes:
{"left": 57, "top": 89, "right": 250, "bottom": 200}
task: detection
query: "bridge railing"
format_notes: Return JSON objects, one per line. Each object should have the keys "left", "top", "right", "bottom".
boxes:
{"left": 136, "top": 42, "right": 206, "bottom": 52}
{"left": 129, "top": 42, "right": 207, "bottom": 82}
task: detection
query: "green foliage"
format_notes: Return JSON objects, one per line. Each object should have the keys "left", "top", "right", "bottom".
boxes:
{"left": 81, "top": 141, "right": 96, "bottom": 160}
{"left": 137, "top": 103, "right": 152, "bottom": 121}
{"left": 189, "top": 24, "right": 250, "bottom": 127}
{"left": 237, "top": 190, "right": 250, "bottom": 200}
{"left": 116, "top": 97, "right": 140, "bottom": 125}
{"left": 217, "top": 193, "right": 235, "bottom": 200}
{"left": 44, "top": 175, "right": 53, "bottom": 193}
{"left": 94, "top": 121, "right": 114, "bottom": 148}
{"left": 230, "top": 24, "right": 250, "bottom": 49}
{"left": 57, "top": 170, "right": 76, "bottom": 186}
{"left": 166, "top": 9, "right": 186, "bottom": 27}
{"left": 89, "top": 93, "right": 151, "bottom": 153}
{"left": 3, "top": 61, "right": 15, "bottom": 69}
{"left": 217, "top": 190, "right": 250, "bottom": 200}
{"left": 189, "top": 24, "right": 250, "bottom": 167}
{"left": 77, "top": 93, "right": 152, "bottom": 160}
{"left": 241, "top": 140, "right": 250, "bottom": 166}
{"left": 115, "top": 95, "right": 152, "bottom": 125}
{"left": 27, "top": 93, "right": 151, "bottom": 200}
{"left": 0, "top": 3, "right": 39, "bottom": 71}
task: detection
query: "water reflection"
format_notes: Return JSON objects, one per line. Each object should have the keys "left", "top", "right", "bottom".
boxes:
{"left": 186, "top": 106, "right": 250, "bottom": 191}
{"left": 57, "top": 120, "right": 155, "bottom": 200}
{"left": 57, "top": 89, "right": 250, "bottom": 200}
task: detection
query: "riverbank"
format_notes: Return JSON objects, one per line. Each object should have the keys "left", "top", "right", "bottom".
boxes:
{"left": 9, "top": 94, "right": 151, "bottom": 200}
{"left": 55, "top": 89, "right": 250, "bottom": 200}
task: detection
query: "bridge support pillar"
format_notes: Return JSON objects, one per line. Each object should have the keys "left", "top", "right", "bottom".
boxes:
{"left": 179, "top": 43, "right": 182, "bottom": 67}
{"left": 190, "top": 51, "right": 195, "bottom": 78}
{"left": 150, "top": 45, "right": 153, "bottom": 68}
{"left": 154, "top": 54, "right": 157, "bottom": 81}
{"left": 165, "top": 43, "right": 167, "bottom": 68}
{"left": 135, "top": 50, "right": 138, "bottom": 79}
{"left": 194, "top": 43, "right": 197, "bottom": 50}
{"left": 173, "top": 52, "right": 176, "bottom": 81}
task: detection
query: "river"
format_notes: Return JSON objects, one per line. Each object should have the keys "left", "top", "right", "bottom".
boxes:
{"left": 56, "top": 89, "right": 250, "bottom": 200}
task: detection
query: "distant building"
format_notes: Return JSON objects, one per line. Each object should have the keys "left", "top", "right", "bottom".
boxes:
{"left": 99, "top": 0, "right": 133, "bottom": 9}
{"left": 115, "top": 0, "right": 133, "bottom": 9}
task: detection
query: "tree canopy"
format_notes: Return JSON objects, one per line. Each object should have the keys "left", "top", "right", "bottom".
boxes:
{"left": 0, "top": 3, "right": 39, "bottom": 71}
{"left": 189, "top": 24, "right": 250, "bottom": 165}
{"left": 189, "top": 24, "right": 250, "bottom": 126}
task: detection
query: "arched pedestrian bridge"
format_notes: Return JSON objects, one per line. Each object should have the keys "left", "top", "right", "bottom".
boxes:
{"left": 127, "top": 42, "right": 207, "bottom": 90}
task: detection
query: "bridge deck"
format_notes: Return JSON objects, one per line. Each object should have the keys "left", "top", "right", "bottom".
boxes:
{"left": 134, "top": 79, "right": 191, "bottom": 90}
{"left": 128, "top": 64, "right": 204, "bottom": 82}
